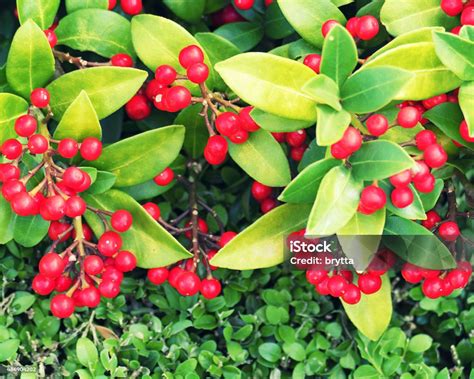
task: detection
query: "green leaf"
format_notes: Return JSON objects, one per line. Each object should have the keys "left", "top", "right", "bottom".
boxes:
{"left": 85, "top": 171, "right": 116, "bottom": 194}
{"left": 408, "top": 334, "right": 433, "bottom": 353}
{"left": 316, "top": 104, "right": 350, "bottom": 146}
{"left": 163, "top": 0, "right": 205, "bottom": 23}
{"left": 259, "top": 343, "right": 282, "bottom": 363}
{"left": 210, "top": 203, "right": 311, "bottom": 269}
{"left": 337, "top": 209, "right": 385, "bottom": 271}
{"left": 264, "top": 2, "right": 294, "bottom": 40}
{"left": 76, "top": 337, "right": 99, "bottom": 368}
{"left": 53, "top": 91, "right": 102, "bottom": 142}
{"left": 363, "top": 28, "right": 462, "bottom": 100}
{"left": 383, "top": 216, "right": 456, "bottom": 269}
{"left": 13, "top": 214, "right": 49, "bottom": 247}
{"left": 349, "top": 141, "right": 415, "bottom": 181}
{"left": 379, "top": 181, "right": 426, "bottom": 221}
{"left": 83, "top": 190, "right": 192, "bottom": 268}
{"left": 419, "top": 179, "right": 443, "bottom": 211}
{"left": 215, "top": 22, "right": 264, "bottom": 52}
{"left": 175, "top": 104, "right": 208, "bottom": 158}
{"left": 302, "top": 75, "right": 341, "bottom": 111}
{"left": 341, "top": 67, "right": 414, "bottom": 113}
{"left": 380, "top": 0, "right": 458, "bottom": 36}
{"left": 56, "top": 9, "right": 135, "bottom": 58}
{"left": 6, "top": 19, "right": 55, "bottom": 99}
{"left": 279, "top": 158, "right": 340, "bottom": 203}
{"left": 425, "top": 102, "right": 474, "bottom": 151}
{"left": 306, "top": 166, "right": 362, "bottom": 236}
{"left": 320, "top": 24, "right": 357, "bottom": 87}
{"left": 11, "top": 291, "right": 36, "bottom": 315}
{"left": 0, "top": 339, "right": 20, "bottom": 362}
{"left": 0, "top": 93, "right": 28, "bottom": 144}
{"left": 17, "top": 0, "right": 60, "bottom": 29}
{"left": 228, "top": 129, "right": 291, "bottom": 187}
{"left": 341, "top": 274, "right": 392, "bottom": 341}
{"left": 215, "top": 53, "right": 317, "bottom": 122}
{"left": 277, "top": 0, "right": 346, "bottom": 48}
{"left": 459, "top": 81, "right": 474, "bottom": 138}
{"left": 89, "top": 125, "right": 185, "bottom": 187}
{"left": 65, "top": 0, "right": 108, "bottom": 13}
{"left": 0, "top": 197, "right": 14, "bottom": 244}
{"left": 460, "top": 25, "right": 474, "bottom": 41}
{"left": 249, "top": 108, "right": 313, "bottom": 132}
{"left": 47, "top": 67, "right": 147, "bottom": 120}
{"left": 433, "top": 31, "right": 474, "bottom": 81}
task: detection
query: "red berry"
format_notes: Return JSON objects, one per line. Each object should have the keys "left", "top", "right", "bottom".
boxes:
{"left": 75, "top": 172, "right": 92, "bottom": 193}
{"left": 306, "top": 269, "right": 328, "bottom": 285}
{"left": 48, "top": 221, "right": 71, "bottom": 242}
{"left": 200, "top": 278, "right": 222, "bottom": 299}
{"left": 423, "top": 144, "right": 447, "bottom": 168}
{"left": 447, "top": 268, "right": 470, "bottom": 289}
{"left": 357, "top": 273, "right": 382, "bottom": 294}
{"left": 84, "top": 255, "right": 104, "bottom": 276}
{"left": 389, "top": 170, "right": 412, "bottom": 187}
{"left": 0, "top": 164, "right": 20, "bottom": 182}
{"left": 40, "top": 195, "right": 66, "bottom": 221}
{"left": 438, "top": 221, "right": 460, "bottom": 241}
{"left": 228, "top": 128, "right": 249, "bottom": 144}
{"left": 99, "top": 279, "right": 121, "bottom": 298}
{"left": 187, "top": 62, "right": 209, "bottom": 84}
{"left": 32, "top": 274, "right": 56, "bottom": 295}
{"left": 411, "top": 160, "right": 430, "bottom": 182}
{"left": 179, "top": 45, "right": 204, "bottom": 69}
{"left": 422, "top": 94, "right": 448, "bottom": 109}
{"left": 461, "top": 6, "right": 474, "bottom": 25}
{"left": 145, "top": 79, "right": 166, "bottom": 100}
{"left": 422, "top": 277, "right": 443, "bottom": 299}
{"left": 65, "top": 196, "right": 86, "bottom": 218}
{"left": 44, "top": 29, "right": 57, "bottom": 48}
{"left": 315, "top": 277, "right": 330, "bottom": 295}
{"left": 341, "top": 284, "right": 361, "bottom": 304}
{"left": 413, "top": 172, "right": 435, "bottom": 193}
{"left": 125, "top": 95, "right": 151, "bottom": 120}
{"left": 422, "top": 210, "right": 441, "bottom": 229}
{"left": 251, "top": 181, "right": 272, "bottom": 202}
{"left": 265, "top": 0, "right": 273, "bottom": 6}
{"left": 108, "top": 0, "right": 117, "bottom": 9}
{"left": 62, "top": 167, "right": 85, "bottom": 189}
{"left": 58, "top": 138, "right": 79, "bottom": 158}
{"left": 154, "top": 167, "right": 174, "bottom": 186}
{"left": 184, "top": 218, "right": 208, "bottom": 239}
{"left": 260, "top": 198, "right": 277, "bottom": 214}
{"left": 102, "top": 266, "right": 123, "bottom": 283}
{"left": 303, "top": 54, "right": 322, "bottom": 74}
{"left": 39, "top": 252, "right": 65, "bottom": 278}
{"left": 339, "top": 126, "right": 362, "bottom": 153}
{"left": 401, "top": 263, "right": 423, "bottom": 283}
{"left": 459, "top": 120, "right": 474, "bottom": 142}
{"left": 234, "top": 0, "right": 254, "bottom": 10}
{"left": 290, "top": 145, "right": 306, "bottom": 161}
{"left": 330, "top": 142, "right": 351, "bottom": 160}
{"left": 176, "top": 271, "right": 200, "bottom": 296}
{"left": 286, "top": 130, "right": 306, "bottom": 147}
{"left": 327, "top": 275, "right": 348, "bottom": 297}
{"left": 356, "top": 15, "right": 379, "bottom": 40}
{"left": 111, "top": 210, "right": 133, "bottom": 232}
{"left": 97, "top": 231, "right": 122, "bottom": 256}
{"left": 211, "top": 4, "right": 245, "bottom": 26}
{"left": 120, "top": 0, "right": 142, "bottom": 15}
{"left": 321, "top": 20, "right": 340, "bottom": 37}
{"left": 50, "top": 294, "right": 75, "bottom": 318}
{"left": 366, "top": 114, "right": 389, "bottom": 137}
{"left": 359, "top": 185, "right": 386, "bottom": 214}
{"left": 27, "top": 134, "right": 49, "bottom": 154}
{"left": 216, "top": 112, "right": 241, "bottom": 136}
{"left": 441, "top": 0, "right": 464, "bottom": 16}
{"left": 415, "top": 130, "right": 437, "bottom": 150}
{"left": 391, "top": 186, "right": 414, "bottom": 208}
{"left": 206, "top": 250, "right": 218, "bottom": 270}
{"left": 2, "top": 180, "right": 25, "bottom": 201}
{"left": 272, "top": 132, "right": 285, "bottom": 143}
{"left": 30, "top": 88, "right": 50, "bottom": 108}
{"left": 80, "top": 137, "right": 102, "bottom": 161}
{"left": 204, "top": 135, "right": 228, "bottom": 165}
{"left": 419, "top": 268, "right": 441, "bottom": 279}
{"left": 143, "top": 202, "right": 160, "bottom": 220}
{"left": 148, "top": 267, "right": 169, "bottom": 285}
{"left": 55, "top": 275, "right": 73, "bottom": 292}
{"left": 168, "top": 266, "right": 185, "bottom": 287}
{"left": 345, "top": 17, "right": 360, "bottom": 37}
{"left": 397, "top": 106, "right": 421, "bottom": 128}
{"left": 239, "top": 106, "right": 260, "bottom": 132}
{"left": 219, "top": 231, "right": 237, "bottom": 248}
{"left": 165, "top": 86, "right": 191, "bottom": 112}
{"left": 80, "top": 286, "right": 101, "bottom": 308}
{"left": 111, "top": 53, "right": 133, "bottom": 67}
{"left": 114, "top": 251, "right": 137, "bottom": 272}
{"left": 2, "top": 139, "right": 23, "bottom": 160}
{"left": 155, "top": 65, "right": 177, "bottom": 86}
{"left": 14, "top": 115, "right": 37, "bottom": 137}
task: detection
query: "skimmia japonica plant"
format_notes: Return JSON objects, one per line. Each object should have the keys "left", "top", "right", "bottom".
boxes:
{"left": 0, "top": 0, "right": 473, "bottom": 376}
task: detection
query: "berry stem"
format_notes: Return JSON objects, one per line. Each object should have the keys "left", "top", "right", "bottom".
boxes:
{"left": 73, "top": 217, "right": 86, "bottom": 257}
{"left": 53, "top": 49, "right": 110, "bottom": 69}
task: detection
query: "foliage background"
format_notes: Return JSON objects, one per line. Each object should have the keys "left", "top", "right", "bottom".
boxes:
{"left": 0, "top": 0, "right": 473, "bottom": 378}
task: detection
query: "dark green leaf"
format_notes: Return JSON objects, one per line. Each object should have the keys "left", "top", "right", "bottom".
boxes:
{"left": 379, "top": 181, "right": 426, "bottom": 220}
{"left": 85, "top": 171, "right": 116, "bottom": 194}
{"left": 175, "top": 104, "right": 208, "bottom": 158}
{"left": 419, "top": 179, "right": 443, "bottom": 211}
{"left": 264, "top": 2, "right": 294, "bottom": 40}
{"left": 215, "top": 22, "right": 264, "bottom": 52}
{"left": 249, "top": 108, "right": 313, "bottom": 132}
{"left": 163, "top": 0, "right": 205, "bottom": 23}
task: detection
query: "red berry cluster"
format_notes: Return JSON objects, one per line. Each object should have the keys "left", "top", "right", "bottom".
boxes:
{"left": 306, "top": 248, "right": 396, "bottom": 305}
{"left": 422, "top": 209, "right": 463, "bottom": 243}
{"left": 147, "top": 231, "right": 237, "bottom": 299}
{"left": 440, "top": 0, "right": 474, "bottom": 31}
{"left": 402, "top": 261, "right": 472, "bottom": 299}
{"left": 272, "top": 129, "right": 308, "bottom": 162}
{"left": 0, "top": 88, "right": 139, "bottom": 318}
{"left": 321, "top": 15, "right": 380, "bottom": 41}
{"left": 251, "top": 181, "right": 278, "bottom": 214}
{"left": 330, "top": 126, "right": 362, "bottom": 160}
